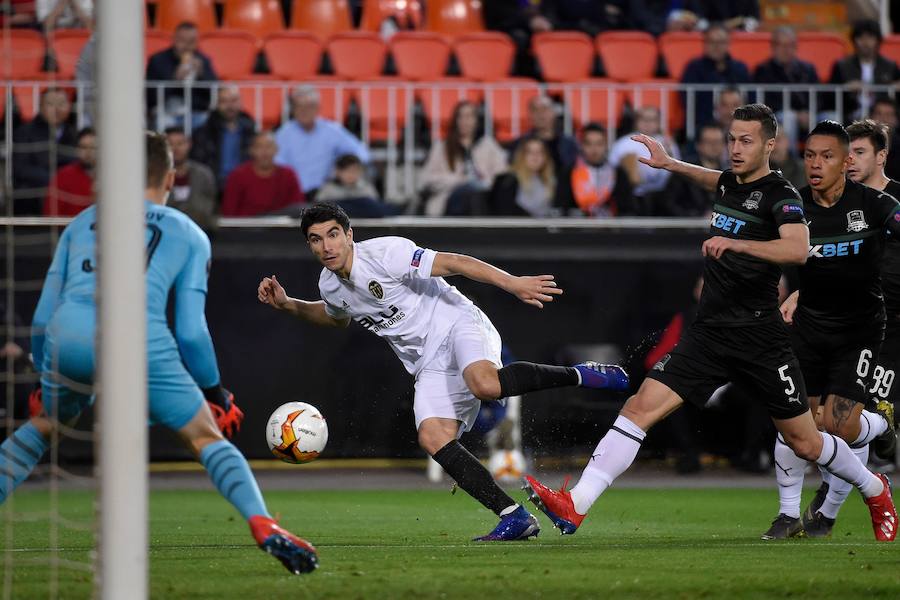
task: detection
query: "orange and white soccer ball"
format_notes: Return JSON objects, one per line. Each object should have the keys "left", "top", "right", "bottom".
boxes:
{"left": 266, "top": 402, "right": 328, "bottom": 464}
{"left": 488, "top": 449, "right": 527, "bottom": 483}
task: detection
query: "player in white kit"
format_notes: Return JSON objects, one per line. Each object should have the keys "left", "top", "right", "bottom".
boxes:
{"left": 257, "top": 202, "right": 629, "bottom": 541}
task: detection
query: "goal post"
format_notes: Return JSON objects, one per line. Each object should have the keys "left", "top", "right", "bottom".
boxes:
{"left": 95, "top": 1, "right": 148, "bottom": 598}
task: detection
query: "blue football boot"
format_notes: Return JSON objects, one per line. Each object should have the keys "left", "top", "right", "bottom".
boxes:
{"left": 574, "top": 362, "right": 629, "bottom": 391}
{"left": 473, "top": 505, "right": 540, "bottom": 542}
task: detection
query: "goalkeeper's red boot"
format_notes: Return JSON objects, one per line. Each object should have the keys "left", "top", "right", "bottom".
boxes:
{"left": 249, "top": 515, "right": 318, "bottom": 574}
{"left": 522, "top": 475, "right": 584, "bottom": 535}
{"left": 864, "top": 473, "right": 898, "bottom": 542}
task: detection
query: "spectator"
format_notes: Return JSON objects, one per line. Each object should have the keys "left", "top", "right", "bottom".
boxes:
{"left": 628, "top": 0, "right": 685, "bottom": 36}
{"left": 680, "top": 23, "right": 750, "bottom": 133}
{"left": 418, "top": 101, "right": 508, "bottom": 216}
{"left": 37, "top": 0, "right": 91, "bottom": 33}
{"left": 317, "top": 154, "right": 398, "bottom": 218}
{"left": 870, "top": 97, "right": 900, "bottom": 180}
{"left": 483, "top": 1, "right": 554, "bottom": 77}
{"left": 12, "top": 88, "right": 78, "bottom": 216}
{"left": 165, "top": 127, "right": 217, "bottom": 231}
{"left": 274, "top": 85, "right": 369, "bottom": 198}
{"left": 549, "top": 1, "right": 629, "bottom": 37}
{"left": 511, "top": 96, "right": 578, "bottom": 209}
{"left": 489, "top": 137, "right": 558, "bottom": 217}
{"left": 146, "top": 21, "right": 218, "bottom": 130}
{"left": 683, "top": 0, "right": 760, "bottom": 31}
{"left": 713, "top": 86, "right": 743, "bottom": 131}
{"left": 830, "top": 19, "right": 900, "bottom": 121}
{"left": 44, "top": 127, "right": 95, "bottom": 216}
{"left": 570, "top": 122, "right": 623, "bottom": 217}
{"left": 754, "top": 26, "right": 819, "bottom": 143}
{"left": 769, "top": 130, "right": 805, "bottom": 190}
{"left": 75, "top": 33, "right": 96, "bottom": 125}
{"left": 609, "top": 105, "right": 680, "bottom": 214}
{"left": 190, "top": 85, "right": 257, "bottom": 189}
{"left": 221, "top": 131, "right": 304, "bottom": 217}
{"left": 0, "top": 0, "right": 37, "bottom": 28}
{"left": 660, "top": 123, "right": 724, "bottom": 216}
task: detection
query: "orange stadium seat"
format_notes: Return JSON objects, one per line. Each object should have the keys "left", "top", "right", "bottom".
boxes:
{"left": 626, "top": 79, "right": 684, "bottom": 135}
{"left": 658, "top": 31, "right": 703, "bottom": 80}
{"left": 565, "top": 79, "right": 625, "bottom": 129}
{"left": 144, "top": 30, "right": 172, "bottom": 66}
{"left": 596, "top": 31, "right": 657, "bottom": 82}
{"left": 350, "top": 79, "right": 412, "bottom": 142}
{"left": 532, "top": 31, "right": 594, "bottom": 83}
{"left": 484, "top": 78, "right": 540, "bottom": 142}
{"left": 796, "top": 31, "right": 847, "bottom": 82}
{"left": 729, "top": 31, "right": 771, "bottom": 73}
{"left": 223, "top": 0, "right": 285, "bottom": 42}
{"left": 290, "top": 0, "right": 353, "bottom": 40}
{"left": 0, "top": 29, "right": 46, "bottom": 80}
{"left": 49, "top": 29, "right": 91, "bottom": 80}
{"left": 389, "top": 32, "right": 451, "bottom": 80}
{"left": 453, "top": 32, "right": 515, "bottom": 81}
{"left": 236, "top": 77, "right": 287, "bottom": 129}
{"left": 263, "top": 32, "right": 322, "bottom": 80}
{"left": 155, "top": 0, "right": 217, "bottom": 33}
{"left": 199, "top": 30, "right": 259, "bottom": 80}
{"left": 425, "top": 0, "right": 484, "bottom": 37}
{"left": 881, "top": 35, "right": 900, "bottom": 67}
{"left": 327, "top": 32, "right": 387, "bottom": 80}
{"left": 360, "top": 0, "right": 423, "bottom": 31}
{"left": 415, "top": 79, "right": 483, "bottom": 137}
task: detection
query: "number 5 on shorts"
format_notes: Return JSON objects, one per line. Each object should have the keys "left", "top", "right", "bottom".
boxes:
{"left": 778, "top": 364, "right": 796, "bottom": 396}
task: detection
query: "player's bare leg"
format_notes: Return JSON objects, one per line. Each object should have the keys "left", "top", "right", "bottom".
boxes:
{"left": 774, "top": 409, "right": 897, "bottom": 541}
{"left": 523, "top": 378, "right": 682, "bottom": 534}
{"left": 419, "top": 415, "right": 540, "bottom": 541}
{"left": 178, "top": 403, "right": 318, "bottom": 573}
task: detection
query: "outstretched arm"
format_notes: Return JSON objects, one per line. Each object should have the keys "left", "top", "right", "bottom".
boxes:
{"left": 631, "top": 133, "right": 721, "bottom": 192}
{"left": 431, "top": 252, "right": 562, "bottom": 309}
{"left": 31, "top": 228, "right": 71, "bottom": 371}
{"left": 257, "top": 275, "right": 350, "bottom": 328}
{"left": 702, "top": 223, "right": 808, "bottom": 265}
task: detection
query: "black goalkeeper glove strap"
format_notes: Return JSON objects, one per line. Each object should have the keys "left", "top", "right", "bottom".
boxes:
{"left": 201, "top": 384, "right": 230, "bottom": 410}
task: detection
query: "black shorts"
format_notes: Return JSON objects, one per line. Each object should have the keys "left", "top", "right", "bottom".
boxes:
{"left": 790, "top": 318, "right": 882, "bottom": 405}
{"left": 646, "top": 320, "right": 808, "bottom": 420}
{"left": 869, "top": 320, "right": 900, "bottom": 410}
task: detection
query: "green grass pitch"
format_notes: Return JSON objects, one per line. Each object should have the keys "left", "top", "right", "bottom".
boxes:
{"left": 3, "top": 486, "right": 900, "bottom": 599}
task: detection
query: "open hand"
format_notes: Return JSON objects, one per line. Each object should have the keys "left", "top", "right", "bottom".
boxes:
{"left": 506, "top": 275, "right": 563, "bottom": 309}
{"left": 258, "top": 275, "right": 289, "bottom": 309}
{"left": 630, "top": 133, "right": 673, "bottom": 169}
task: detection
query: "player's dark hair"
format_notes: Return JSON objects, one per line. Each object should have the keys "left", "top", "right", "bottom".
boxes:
{"left": 732, "top": 103, "right": 777, "bottom": 140}
{"left": 164, "top": 126, "right": 186, "bottom": 137}
{"left": 334, "top": 153, "right": 362, "bottom": 170}
{"left": 300, "top": 201, "right": 351, "bottom": 238}
{"left": 175, "top": 21, "right": 198, "bottom": 33}
{"left": 581, "top": 122, "right": 606, "bottom": 138}
{"left": 847, "top": 119, "right": 890, "bottom": 153}
{"left": 851, "top": 19, "right": 882, "bottom": 44}
{"left": 807, "top": 120, "right": 850, "bottom": 149}
{"left": 146, "top": 130, "right": 173, "bottom": 188}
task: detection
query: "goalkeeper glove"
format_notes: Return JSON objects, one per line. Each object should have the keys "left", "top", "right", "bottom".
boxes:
{"left": 28, "top": 385, "right": 45, "bottom": 418}
{"left": 202, "top": 384, "right": 244, "bottom": 439}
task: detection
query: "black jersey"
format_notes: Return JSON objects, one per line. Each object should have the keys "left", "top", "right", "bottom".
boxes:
{"left": 696, "top": 170, "right": 805, "bottom": 327}
{"left": 796, "top": 178, "right": 900, "bottom": 333}
{"left": 880, "top": 178, "right": 900, "bottom": 321}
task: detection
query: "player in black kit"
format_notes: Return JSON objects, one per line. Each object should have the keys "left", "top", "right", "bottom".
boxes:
{"left": 770, "top": 121, "right": 900, "bottom": 540}
{"left": 522, "top": 105, "right": 898, "bottom": 543}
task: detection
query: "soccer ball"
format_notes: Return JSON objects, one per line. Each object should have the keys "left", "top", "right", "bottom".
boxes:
{"left": 266, "top": 402, "right": 328, "bottom": 464}
{"left": 488, "top": 449, "right": 527, "bottom": 483}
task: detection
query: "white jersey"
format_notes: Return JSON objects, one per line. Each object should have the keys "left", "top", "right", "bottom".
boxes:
{"left": 318, "top": 236, "right": 475, "bottom": 374}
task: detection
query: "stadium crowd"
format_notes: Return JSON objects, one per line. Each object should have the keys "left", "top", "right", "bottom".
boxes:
{"left": 3, "top": 1, "right": 900, "bottom": 227}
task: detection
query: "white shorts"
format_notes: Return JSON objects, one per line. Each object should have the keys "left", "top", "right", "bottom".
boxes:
{"left": 413, "top": 306, "right": 502, "bottom": 434}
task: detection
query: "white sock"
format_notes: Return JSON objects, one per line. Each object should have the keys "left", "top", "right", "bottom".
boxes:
{"left": 569, "top": 415, "right": 645, "bottom": 515}
{"left": 775, "top": 434, "right": 807, "bottom": 519}
{"left": 819, "top": 445, "right": 869, "bottom": 520}
{"left": 815, "top": 432, "right": 883, "bottom": 498}
{"left": 853, "top": 411, "right": 889, "bottom": 446}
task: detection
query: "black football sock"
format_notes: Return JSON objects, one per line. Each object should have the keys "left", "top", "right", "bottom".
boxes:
{"left": 432, "top": 440, "right": 516, "bottom": 516}
{"left": 497, "top": 361, "right": 580, "bottom": 397}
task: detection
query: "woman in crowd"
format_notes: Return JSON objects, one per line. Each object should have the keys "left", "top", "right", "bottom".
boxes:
{"left": 488, "top": 136, "right": 558, "bottom": 217}
{"left": 418, "top": 100, "right": 507, "bottom": 215}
